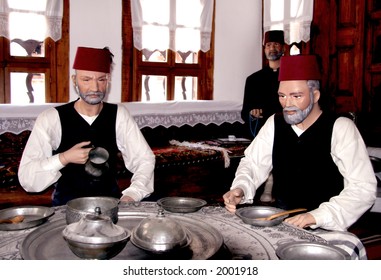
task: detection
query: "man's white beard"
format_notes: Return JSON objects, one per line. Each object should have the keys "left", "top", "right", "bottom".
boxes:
{"left": 266, "top": 50, "right": 283, "bottom": 61}
{"left": 79, "top": 91, "right": 105, "bottom": 105}
{"left": 283, "top": 94, "right": 314, "bottom": 125}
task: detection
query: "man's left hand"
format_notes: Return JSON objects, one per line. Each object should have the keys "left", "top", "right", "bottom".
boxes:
{"left": 284, "top": 213, "right": 316, "bottom": 229}
{"left": 120, "top": 195, "right": 135, "bottom": 202}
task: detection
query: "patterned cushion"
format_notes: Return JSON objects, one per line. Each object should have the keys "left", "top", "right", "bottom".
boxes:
{"left": 0, "top": 123, "right": 248, "bottom": 199}
{"left": 0, "top": 131, "right": 31, "bottom": 189}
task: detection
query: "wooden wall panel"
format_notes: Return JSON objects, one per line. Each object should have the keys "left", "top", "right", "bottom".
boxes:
{"left": 311, "top": 1, "right": 366, "bottom": 113}
{"left": 339, "top": 0, "right": 355, "bottom": 25}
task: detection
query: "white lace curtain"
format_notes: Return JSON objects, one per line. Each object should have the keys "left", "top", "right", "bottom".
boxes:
{"left": 131, "top": 0, "right": 214, "bottom": 52}
{"left": 264, "top": 0, "right": 314, "bottom": 44}
{"left": 0, "top": 0, "right": 63, "bottom": 41}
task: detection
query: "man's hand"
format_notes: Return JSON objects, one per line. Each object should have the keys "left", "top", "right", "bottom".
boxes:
{"left": 120, "top": 195, "right": 135, "bottom": 202}
{"left": 59, "top": 141, "right": 92, "bottom": 165}
{"left": 284, "top": 213, "right": 316, "bottom": 229}
{"left": 223, "top": 188, "right": 244, "bottom": 213}
{"left": 250, "top": 109, "right": 263, "bottom": 118}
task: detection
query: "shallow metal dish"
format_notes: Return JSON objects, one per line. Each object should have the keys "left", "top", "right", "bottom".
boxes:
{"left": 235, "top": 206, "right": 288, "bottom": 227}
{"left": 157, "top": 197, "right": 207, "bottom": 213}
{"left": 0, "top": 206, "right": 54, "bottom": 231}
{"left": 276, "top": 241, "right": 351, "bottom": 260}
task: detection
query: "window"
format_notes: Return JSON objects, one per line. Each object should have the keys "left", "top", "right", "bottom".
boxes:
{"left": 122, "top": 0, "right": 215, "bottom": 102}
{"left": 263, "top": 0, "right": 314, "bottom": 55}
{"left": 0, "top": 0, "right": 69, "bottom": 104}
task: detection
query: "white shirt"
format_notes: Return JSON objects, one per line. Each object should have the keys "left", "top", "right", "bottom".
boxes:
{"left": 231, "top": 114, "right": 377, "bottom": 231}
{"left": 18, "top": 104, "right": 155, "bottom": 201}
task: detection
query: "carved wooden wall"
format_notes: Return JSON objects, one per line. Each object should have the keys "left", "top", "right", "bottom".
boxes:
{"left": 309, "top": 0, "right": 381, "bottom": 144}
{"left": 311, "top": 0, "right": 366, "bottom": 114}
{"left": 365, "top": 1, "right": 381, "bottom": 117}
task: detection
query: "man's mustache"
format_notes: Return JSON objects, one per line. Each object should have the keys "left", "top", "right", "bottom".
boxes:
{"left": 283, "top": 106, "right": 300, "bottom": 112}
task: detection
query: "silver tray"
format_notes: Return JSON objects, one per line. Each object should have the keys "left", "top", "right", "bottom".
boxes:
{"left": 276, "top": 241, "right": 351, "bottom": 260}
{"left": 20, "top": 211, "right": 224, "bottom": 260}
{"left": 0, "top": 206, "right": 55, "bottom": 231}
{"left": 157, "top": 197, "right": 207, "bottom": 213}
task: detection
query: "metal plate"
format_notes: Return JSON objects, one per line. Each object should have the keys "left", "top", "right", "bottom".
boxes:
{"left": 20, "top": 212, "right": 224, "bottom": 260}
{"left": 157, "top": 197, "right": 207, "bottom": 213}
{"left": 0, "top": 206, "right": 55, "bottom": 231}
{"left": 235, "top": 206, "right": 287, "bottom": 227}
{"left": 276, "top": 241, "right": 351, "bottom": 260}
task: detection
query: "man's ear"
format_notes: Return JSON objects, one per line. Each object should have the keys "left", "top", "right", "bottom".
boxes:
{"left": 313, "top": 89, "right": 320, "bottom": 104}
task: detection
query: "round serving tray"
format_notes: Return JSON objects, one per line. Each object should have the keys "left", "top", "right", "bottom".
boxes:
{"left": 20, "top": 211, "right": 224, "bottom": 260}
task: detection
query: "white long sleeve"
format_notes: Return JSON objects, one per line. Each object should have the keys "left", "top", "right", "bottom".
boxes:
{"left": 18, "top": 108, "right": 65, "bottom": 192}
{"left": 18, "top": 105, "right": 155, "bottom": 201}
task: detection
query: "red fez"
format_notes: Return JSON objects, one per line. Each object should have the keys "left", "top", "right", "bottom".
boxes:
{"left": 73, "top": 47, "right": 112, "bottom": 73}
{"left": 263, "top": 30, "right": 284, "bottom": 45}
{"left": 279, "top": 55, "right": 321, "bottom": 81}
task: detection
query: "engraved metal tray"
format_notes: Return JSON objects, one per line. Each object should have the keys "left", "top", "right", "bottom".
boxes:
{"left": 276, "top": 241, "right": 351, "bottom": 260}
{"left": 20, "top": 211, "right": 224, "bottom": 260}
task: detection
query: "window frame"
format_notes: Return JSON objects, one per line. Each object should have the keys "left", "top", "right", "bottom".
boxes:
{"left": 0, "top": 0, "right": 69, "bottom": 104}
{"left": 121, "top": 0, "right": 215, "bottom": 102}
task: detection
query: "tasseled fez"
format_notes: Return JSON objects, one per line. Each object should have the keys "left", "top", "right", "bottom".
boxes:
{"left": 279, "top": 55, "right": 321, "bottom": 81}
{"left": 263, "top": 30, "right": 285, "bottom": 45}
{"left": 73, "top": 47, "right": 112, "bottom": 73}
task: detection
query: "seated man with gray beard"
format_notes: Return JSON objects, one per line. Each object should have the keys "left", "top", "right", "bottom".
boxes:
{"left": 222, "top": 54, "right": 377, "bottom": 231}
{"left": 18, "top": 46, "right": 155, "bottom": 206}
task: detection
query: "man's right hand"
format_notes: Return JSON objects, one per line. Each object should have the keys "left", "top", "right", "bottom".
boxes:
{"left": 250, "top": 109, "right": 263, "bottom": 118}
{"left": 222, "top": 188, "right": 244, "bottom": 213}
{"left": 59, "top": 141, "right": 92, "bottom": 165}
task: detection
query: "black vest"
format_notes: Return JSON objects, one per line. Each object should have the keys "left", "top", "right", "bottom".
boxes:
{"left": 52, "top": 101, "right": 121, "bottom": 206}
{"left": 272, "top": 112, "right": 344, "bottom": 210}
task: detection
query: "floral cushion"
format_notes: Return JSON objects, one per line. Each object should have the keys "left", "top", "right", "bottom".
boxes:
{"left": 0, "top": 123, "right": 249, "bottom": 199}
{"left": 0, "top": 131, "right": 30, "bottom": 189}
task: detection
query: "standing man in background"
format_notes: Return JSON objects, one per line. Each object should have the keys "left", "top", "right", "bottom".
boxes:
{"left": 241, "top": 30, "right": 285, "bottom": 138}
{"left": 241, "top": 30, "right": 285, "bottom": 202}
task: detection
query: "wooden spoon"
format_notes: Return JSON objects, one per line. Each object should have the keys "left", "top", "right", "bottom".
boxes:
{"left": 0, "top": 215, "right": 25, "bottom": 224}
{"left": 255, "top": 208, "right": 307, "bottom": 221}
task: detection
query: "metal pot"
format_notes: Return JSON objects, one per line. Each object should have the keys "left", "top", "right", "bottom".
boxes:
{"left": 131, "top": 209, "right": 190, "bottom": 253}
{"left": 66, "top": 196, "right": 119, "bottom": 224}
{"left": 62, "top": 209, "right": 130, "bottom": 260}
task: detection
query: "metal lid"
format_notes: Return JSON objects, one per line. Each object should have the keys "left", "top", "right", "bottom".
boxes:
{"left": 63, "top": 208, "right": 130, "bottom": 244}
{"left": 131, "top": 209, "right": 190, "bottom": 253}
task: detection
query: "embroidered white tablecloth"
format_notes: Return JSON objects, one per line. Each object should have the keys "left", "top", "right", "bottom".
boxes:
{"left": 0, "top": 202, "right": 366, "bottom": 260}
{"left": 0, "top": 101, "right": 243, "bottom": 134}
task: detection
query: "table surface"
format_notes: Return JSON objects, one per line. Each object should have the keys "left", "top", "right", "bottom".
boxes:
{"left": 0, "top": 202, "right": 366, "bottom": 260}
